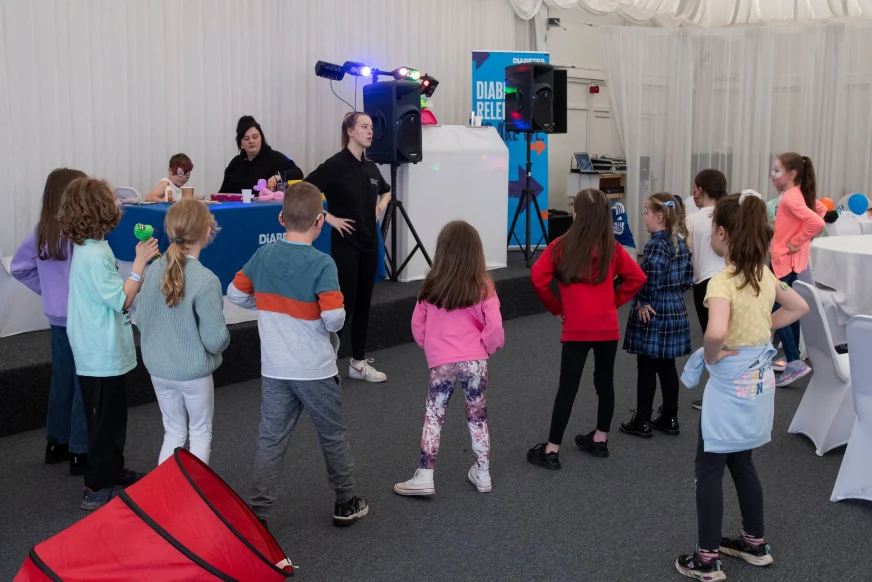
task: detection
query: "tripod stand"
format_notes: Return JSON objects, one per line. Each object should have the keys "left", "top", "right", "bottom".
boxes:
{"left": 507, "top": 132, "right": 548, "bottom": 267}
{"left": 380, "top": 164, "right": 431, "bottom": 281}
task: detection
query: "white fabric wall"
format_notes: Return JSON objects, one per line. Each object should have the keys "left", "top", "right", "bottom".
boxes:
{"left": 0, "top": 0, "right": 533, "bottom": 257}
{"left": 601, "top": 22, "right": 872, "bottom": 248}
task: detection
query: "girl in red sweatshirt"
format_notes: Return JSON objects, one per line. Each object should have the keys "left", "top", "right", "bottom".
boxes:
{"left": 526, "top": 189, "right": 646, "bottom": 469}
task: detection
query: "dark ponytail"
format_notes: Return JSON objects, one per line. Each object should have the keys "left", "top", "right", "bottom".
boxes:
{"left": 713, "top": 193, "right": 772, "bottom": 296}
{"left": 778, "top": 152, "right": 817, "bottom": 211}
{"left": 694, "top": 169, "right": 728, "bottom": 201}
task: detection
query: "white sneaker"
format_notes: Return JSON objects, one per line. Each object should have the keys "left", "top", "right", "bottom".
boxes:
{"left": 349, "top": 359, "right": 387, "bottom": 383}
{"left": 393, "top": 468, "right": 435, "bottom": 496}
{"left": 467, "top": 466, "right": 492, "bottom": 493}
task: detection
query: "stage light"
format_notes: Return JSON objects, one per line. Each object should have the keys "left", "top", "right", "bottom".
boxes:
{"left": 391, "top": 66, "right": 420, "bottom": 81}
{"left": 420, "top": 74, "right": 439, "bottom": 97}
{"left": 343, "top": 61, "right": 372, "bottom": 77}
{"left": 315, "top": 60, "right": 345, "bottom": 81}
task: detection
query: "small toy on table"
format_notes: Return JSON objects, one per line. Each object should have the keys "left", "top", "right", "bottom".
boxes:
{"left": 255, "top": 178, "right": 284, "bottom": 201}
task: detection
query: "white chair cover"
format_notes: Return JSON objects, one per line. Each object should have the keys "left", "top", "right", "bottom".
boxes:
{"left": 825, "top": 214, "right": 864, "bottom": 237}
{"left": 115, "top": 187, "right": 141, "bottom": 204}
{"left": 788, "top": 282, "right": 855, "bottom": 455}
{"left": 831, "top": 315, "right": 872, "bottom": 502}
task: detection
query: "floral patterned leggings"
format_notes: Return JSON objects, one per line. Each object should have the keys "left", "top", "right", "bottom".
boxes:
{"left": 419, "top": 360, "right": 490, "bottom": 470}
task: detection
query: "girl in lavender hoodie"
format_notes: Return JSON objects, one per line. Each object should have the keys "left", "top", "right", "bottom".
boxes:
{"left": 12, "top": 168, "right": 88, "bottom": 475}
{"left": 394, "top": 221, "right": 504, "bottom": 497}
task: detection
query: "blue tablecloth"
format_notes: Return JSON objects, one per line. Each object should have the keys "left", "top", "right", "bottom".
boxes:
{"left": 106, "top": 201, "right": 385, "bottom": 291}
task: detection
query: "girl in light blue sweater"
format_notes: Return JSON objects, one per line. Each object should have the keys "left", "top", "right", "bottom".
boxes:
{"left": 675, "top": 193, "right": 808, "bottom": 581}
{"left": 137, "top": 200, "right": 229, "bottom": 466}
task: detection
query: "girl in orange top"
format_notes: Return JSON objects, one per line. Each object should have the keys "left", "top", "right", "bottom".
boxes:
{"left": 769, "top": 153, "right": 825, "bottom": 386}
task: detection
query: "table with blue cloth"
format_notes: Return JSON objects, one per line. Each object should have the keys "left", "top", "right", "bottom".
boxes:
{"left": 106, "top": 201, "right": 385, "bottom": 290}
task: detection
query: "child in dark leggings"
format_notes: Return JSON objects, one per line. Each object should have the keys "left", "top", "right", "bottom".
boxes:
{"left": 526, "top": 189, "right": 645, "bottom": 469}
{"left": 675, "top": 192, "right": 808, "bottom": 580}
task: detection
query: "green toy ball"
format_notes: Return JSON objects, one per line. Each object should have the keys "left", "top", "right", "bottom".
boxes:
{"left": 134, "top": 223, "right": 154, "bottom": 241}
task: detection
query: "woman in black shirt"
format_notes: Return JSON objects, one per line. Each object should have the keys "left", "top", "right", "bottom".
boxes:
{"left": 306, "top": 112, "right": 391, "bottom": 383}
{"left": 218, "top": 116, "right": 304, "bottom": 193}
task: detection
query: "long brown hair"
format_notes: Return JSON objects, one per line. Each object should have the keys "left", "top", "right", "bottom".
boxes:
{"left": 552, "top": 189, "right": 614, "bottom": 285}
{"left": 713, "top": 193, "right": 773, "bottom": 296}
{"left": 36, "top": 168, "right": 87, "bottom": 260}
{"left": 57, "top": 177, "right": 122, "bottom": 245}
{"left": 341, "top": 112, "right": 370, "bottom": 149}
{"left": 778, "top": 152, "right": 817, "bottom": 211}
{"left": 418, "top": 221, "right": 492, "bottom": 310}
{"left": 694, "top": 169, "right": 727, "bottom": 201}
{"left": 161, "top": 200, "right": 218, "bottom": 307}
{"left": 648, "top": 192, "right": 689, "bottom": 248}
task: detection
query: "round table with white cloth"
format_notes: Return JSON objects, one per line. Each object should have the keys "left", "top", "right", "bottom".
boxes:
{"left": 810, "top": 235, "right": 872, "bottom": 325}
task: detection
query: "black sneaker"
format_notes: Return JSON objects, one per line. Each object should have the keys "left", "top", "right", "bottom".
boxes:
{"left": 526, "top": 443, "right": 561, "bottom": 470}
{"left": 333, "top": 495, "right": 369, "bottom": 527}
{"left": 116, "top": 468, "right": 146, "bottom": 487}
{"left": 692, "top": 399, "right": 702, "bottom": 411}
{"left": 675, "top": 551, "right": 726, "bottom": 581}
{"left": 619, "top": 409, "right": 652, "bottom": 438}
{"left": 719, "top": 535, "right": 773, "bottom": 567}
{"left": 650, "top": 406, "right": 680, "bottom": 436}
{"left": 575, "top": 431, "right": 609, "bottom": 458}
{"left": 70, "top": 453, "right": 87, "bottom": 477}
{"left": 45, "top": 442, "right": 70, "bottom": 464}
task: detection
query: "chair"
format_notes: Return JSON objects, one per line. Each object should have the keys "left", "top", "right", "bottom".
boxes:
{"left": 831, "top": 315, "right": 872, "bottom": 502}
{"left": 788, "top": 282, "right": 855, "bottom": 455}
{"left": 827, "top": 214, "right": 864, "bottom": 236}
{"left": 115, "top": 187, "right": 141, "bottom": 204}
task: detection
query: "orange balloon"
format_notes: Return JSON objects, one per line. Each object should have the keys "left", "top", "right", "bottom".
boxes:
{"left": 821, "top": 197, "right": 835, "bottom": 211}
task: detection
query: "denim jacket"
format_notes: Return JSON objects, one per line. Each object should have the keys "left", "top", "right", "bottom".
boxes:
{"left": 682, "top": 344, "right": 777, "bottom": 454}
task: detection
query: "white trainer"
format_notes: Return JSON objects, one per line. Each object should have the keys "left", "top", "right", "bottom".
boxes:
{"left": 393, "top": 468, "right": 435, "bottom": 496}
{"left": 349, "top": 359, "right": 387, "bottom": 383}
{"left": 467, "top": 466, "right": 492, "bottom": 493}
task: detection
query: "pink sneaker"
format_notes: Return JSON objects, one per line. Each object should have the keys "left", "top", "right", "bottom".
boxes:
{"left": 775, "top": 361, "right": 811, "bottom": 387}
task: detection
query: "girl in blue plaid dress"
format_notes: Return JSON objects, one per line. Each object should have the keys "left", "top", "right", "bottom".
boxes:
{"left": 620, "top": 193, "right": 693, "bottom": 438}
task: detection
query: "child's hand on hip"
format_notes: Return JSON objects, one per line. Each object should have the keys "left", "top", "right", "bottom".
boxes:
{"left": 637, "top": 304, "right": 656, "bottom": 323}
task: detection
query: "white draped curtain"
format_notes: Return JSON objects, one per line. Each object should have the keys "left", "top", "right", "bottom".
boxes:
{"left": 510, "top": 0, "right": 872, "bottom": 27}
{"left": 0, "top": 0, "right": 533, "bottom": 257}
{"left": 601, "top": 22, "right": 872, "bottom": 246}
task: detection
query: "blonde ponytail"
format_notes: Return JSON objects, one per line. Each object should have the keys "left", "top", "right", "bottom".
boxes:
{"left": 161, "top": 244, "right": 187, "bottom": 307}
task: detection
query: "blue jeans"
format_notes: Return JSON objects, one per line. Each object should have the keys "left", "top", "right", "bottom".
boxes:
{"left": 48, "top": 325, "right": 88, "bottom": 454}
{"left": 773, "top": 272, "right": 802, "bottom": 363}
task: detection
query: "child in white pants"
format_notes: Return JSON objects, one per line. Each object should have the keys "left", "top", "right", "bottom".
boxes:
{"left": 136, "top": 200, "right": 229, "bottom": 465}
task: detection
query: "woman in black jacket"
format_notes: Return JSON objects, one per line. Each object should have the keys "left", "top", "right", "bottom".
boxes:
{"left": 218, "top": 116, "right": 303, "bottom": 193}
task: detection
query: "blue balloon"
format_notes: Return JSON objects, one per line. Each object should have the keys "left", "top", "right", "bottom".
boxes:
{"left": 848, "top": 193, "right": 869, "bottom": 216}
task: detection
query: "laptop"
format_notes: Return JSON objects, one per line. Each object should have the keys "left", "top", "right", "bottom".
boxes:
{"left": 572, "top": 152, "right": 596, "bottom": 173}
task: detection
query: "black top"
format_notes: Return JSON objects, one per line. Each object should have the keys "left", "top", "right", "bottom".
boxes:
{"left": 305, "top": 149, "right": 391, "bottom": 251}
{"left": 218, "top": 145, "right": 304, "bottom": 193}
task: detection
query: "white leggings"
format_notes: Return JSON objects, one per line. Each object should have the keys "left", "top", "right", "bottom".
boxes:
{"left": 151, "top": 375, "right": 215, "bottom": 465}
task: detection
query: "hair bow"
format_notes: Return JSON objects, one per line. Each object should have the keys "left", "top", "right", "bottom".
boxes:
{"left": 740, "top": 189, "right": 763, "bottom": 204}
{"left": 662, "top": 200, "right": 675, "bottom": 208}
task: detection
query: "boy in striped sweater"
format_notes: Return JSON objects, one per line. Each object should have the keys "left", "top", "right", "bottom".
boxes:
{"left": 228, "top": 182, "right": 369, "bottom": 529}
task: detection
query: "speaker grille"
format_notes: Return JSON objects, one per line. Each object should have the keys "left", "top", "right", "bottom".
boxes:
{"left": 397, "top": 113, "right": 422, "bottom": 162}
{"left": 533, "top": 89, "right": 554, "bottom": 131}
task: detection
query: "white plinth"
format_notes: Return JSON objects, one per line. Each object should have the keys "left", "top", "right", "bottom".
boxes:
{"left": 382, "top": 125, "right": 509, "bottom": 282}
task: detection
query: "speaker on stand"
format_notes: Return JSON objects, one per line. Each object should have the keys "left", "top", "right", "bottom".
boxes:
{"left": 363, "top": 80, "right": 430, "bottom": 281}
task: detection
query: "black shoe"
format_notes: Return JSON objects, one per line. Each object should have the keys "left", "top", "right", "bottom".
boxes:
{"left": 45, "top": 442, "right": 70, "bottom": 464}
{"left": 116, "top": 468, "right": 146, "bottom": 487}
{"left": 650, "top": 406, "right": 680, "bottom": 436}
{"left": 692, "top": 399, "right": 702, "bottom": 411}
{"left": 619, "top": 409, "right": 652, "bottom": 438}
{"left": 333, "top": 495, "right": 369, "bottom": 527}
{"left": 719, "top": 534, "right": 773, "bottom": 567}
{"left": 675, "top": 551, "right": 726, "bottom": 581}
{"left": 575, "top": 431, "right": 609, "bottom": 458}
{"left": 70, "top": 453, "right": 87, "bottom": 476}
{"left": 526, "top": 443, "right": 561, "bottom": 470}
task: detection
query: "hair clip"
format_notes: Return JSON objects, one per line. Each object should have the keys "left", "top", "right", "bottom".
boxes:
{"left": 740, "top": 189, "right": 763, "bottom": 204}
{"left": 662, "top": 200, "right": 675, "bottom": 208}
{"left": 170, "top": 236, "right": 184, "bottom": 244}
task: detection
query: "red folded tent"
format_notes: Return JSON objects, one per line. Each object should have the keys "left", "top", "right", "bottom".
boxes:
{"left": 15, "top": 449, "right": 294, "bottom": 581}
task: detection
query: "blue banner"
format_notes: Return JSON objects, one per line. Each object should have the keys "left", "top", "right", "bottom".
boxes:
{"left": 472, "top": 50, "right": 549, "bottom": 246}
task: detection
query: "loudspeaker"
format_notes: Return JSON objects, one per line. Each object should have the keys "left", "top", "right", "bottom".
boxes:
{"left": 504, "top": 63, "right": 554, "bottom": 133}
{"left": 363, "top": 80, "right": 422, "bottom": 165}
{"left": 552, "top": 68, "right": 567, "bottom": 134}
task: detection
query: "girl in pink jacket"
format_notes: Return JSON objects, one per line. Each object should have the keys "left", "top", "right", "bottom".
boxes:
{"left": 394, "top": 221, "right": 505, "bottom": 497}
{"left": 769, "top": 153, "right": 826, "bottom": 386}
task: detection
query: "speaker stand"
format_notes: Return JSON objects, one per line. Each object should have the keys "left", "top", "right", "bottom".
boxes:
{"left": 380, "top": 164, "right": 432, "bottom": 281}
{"left": 507, "top": 132, "right": 548, "bottom": 268}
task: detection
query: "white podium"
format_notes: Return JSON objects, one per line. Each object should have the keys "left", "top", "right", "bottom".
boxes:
{"left": 382, "top": 125, "right": 509, "bottom": 282}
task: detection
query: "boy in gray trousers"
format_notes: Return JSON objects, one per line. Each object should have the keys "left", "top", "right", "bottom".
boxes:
{"left": 228, "top": 182, "right": 368, "bottom": 529}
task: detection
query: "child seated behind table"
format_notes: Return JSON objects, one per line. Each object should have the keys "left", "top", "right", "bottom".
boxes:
{"left": 145, "top": 153, "right": 194, "bottom": 202}
{"left": 228, "top": 181, "right": 369, "bottom": 530}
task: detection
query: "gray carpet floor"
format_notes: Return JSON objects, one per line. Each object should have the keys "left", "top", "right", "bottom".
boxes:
{"left": 1, "top": 311, "right": 870, "bottom": 581}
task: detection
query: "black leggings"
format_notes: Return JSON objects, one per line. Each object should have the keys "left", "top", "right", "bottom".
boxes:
{"left": 331, "top": 234, "right": 379, "bottom": 361}
{"left": 79, "top": 374, "right": 128, "bottom": 490}
{"left": 693, "top": 279, "right": 710, "bottom": 333}
{"left": 636, "top": 355, "right": 679, "bottom": 411}
{"left": 695, "top": 424, "right": 765, "bottom": 551}
{"left": 548, "top": 340, "right": 618, "bottom": 444}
